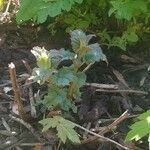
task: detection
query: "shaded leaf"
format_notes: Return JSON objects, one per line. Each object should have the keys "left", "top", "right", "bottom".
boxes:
{"left": 109, "top": 0, "right": 148, "bottom": 21}
{"left": 84, "top": 43, "right": 107, "bottom": 63}
{"left": 44, "top": 86, "right": 72, "bottom": 111}
{"left": 49, "top": 49, "right": 75, "bottom": 68}
{"left": 69, "top": 72, "right": 86, "bottom": 99}
{"left": 52, "top": 67, "right": 74, "bottom": 86}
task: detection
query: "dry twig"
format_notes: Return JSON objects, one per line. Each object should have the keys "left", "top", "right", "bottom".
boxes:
{"left": 82, "top": 63, "right": 94, "bottom": 73}
{"left": 81, "top": 110, "right": 129, "bottom": 147}
{"left": 8, "top": 62, "right": 27, "bottom": 120}
{"left": 96, "top": 89, "right": 148, "bottom": 95}
{"left": 85, "top": 83, "right": 118, "bottom": 89}
{"left": 74, "top": 122, "right": 129, "bottom": 150}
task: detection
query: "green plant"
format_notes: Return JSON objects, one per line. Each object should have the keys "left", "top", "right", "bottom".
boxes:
{"left": 16, "top": 0, "right": 150, "bottom": 51}
{"left": 126, "top": 110, "right": 150, "bottom": 148}
{"left": 31, "top": 29, "right": 107, "bottom": 143}
{"left": 16, "top": 0, "right": 83, "bottom": 23}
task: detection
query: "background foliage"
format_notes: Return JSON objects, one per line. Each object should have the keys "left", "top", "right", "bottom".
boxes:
{"left": 17, "top": 0, "right": 150, "bottom": 50}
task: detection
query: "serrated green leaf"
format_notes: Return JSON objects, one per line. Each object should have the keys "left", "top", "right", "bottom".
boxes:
{"left": 39, "top": 116, "right": 80, "bottom": 143}
{"left": 111, "top": 36, "right": 127, "bottom": 50}
{"left": 52, "top": 67, "right": 74, "bottom": 86}
{"left": 56, "top": 117, "right": 80, "bottom": 143}
{"left": 39, "top": 117, "right": 58, "bottom": 131}
{"left": 123, "top": 29, "right": 138, "bottom": 43}
{"left": 44, "top": 86, "right": 72, "bottom": 111}
{"left": 126, "top": 110, "right": 150, "bottom": 142}
{"left": 17, "top": 0, "right": 83, "bottom": 23}
{"left": 57, "top": 125, "right": 67, "bottom": 143}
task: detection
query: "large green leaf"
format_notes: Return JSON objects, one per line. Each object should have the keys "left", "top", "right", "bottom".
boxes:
{"left": 52, "top": 67, "right": 74, "bottom": 86}
{"left": 44, "top": 86, "right": 72, "bottom": 111}
{"left": 17, "top": 0, "right": 83, "bottom": 23}
{"left": 39, "top": 116, "right": 80, "bottom": 143}
{"left": 126, "top": 110, "right": 150, "bottom": 142}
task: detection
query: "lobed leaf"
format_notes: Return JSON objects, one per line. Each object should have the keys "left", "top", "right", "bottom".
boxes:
{"left": 44, "top": 86, "right": 72, "bottom": 111}
{"left": 126, "top": 110, "right": 150, "bottom": 142}
{"left": 52, "top": 67, "right": 74, "bottom": 86}
{"left": 39, "top": 116, "right": 80, "bottom": 143}
{"left": 17, "top": 0, "right": 83, "bottom": 23}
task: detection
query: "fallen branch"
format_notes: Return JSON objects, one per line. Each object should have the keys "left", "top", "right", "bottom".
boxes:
{"left": 74, "top": 121, "right": 129, "bottom": 150}
{"left": 85, "top": 83, "right": 118, "bottom": 89}
{"left": 99, "top": 110, "right": 129, "bottom": 135}
{"left": 81, "top": 110, "right": 129, "bottom": 147}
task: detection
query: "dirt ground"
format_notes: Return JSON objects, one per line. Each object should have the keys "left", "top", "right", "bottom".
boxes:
{"left": 0, "top": 23, "right": 150, "bottom": 150}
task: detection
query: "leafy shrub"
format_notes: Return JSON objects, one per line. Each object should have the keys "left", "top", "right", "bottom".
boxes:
{"left": 16, "top": 0, "right": 150, "bottom": 51}
{"left": 61, "top": 0, "right": 149, "bottom": 50}
{"left": 31, "top": 29, "right": 106, "bottom": 143}
{"left": 16, "top": 0, "right": 83, "bottom": 23}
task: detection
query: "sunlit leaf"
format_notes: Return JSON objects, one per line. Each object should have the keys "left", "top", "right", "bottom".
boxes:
{"left": 31, "top": 46, "right": 51, "bottom": 69}
{"left": 39, "top": 116, "right": 80, "bottom": 143}
{"left": 126, "top": 110, "right": 150, "bottom": 142}
{"left": 17, "top": 0, "right": 83, "bottom": 23}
